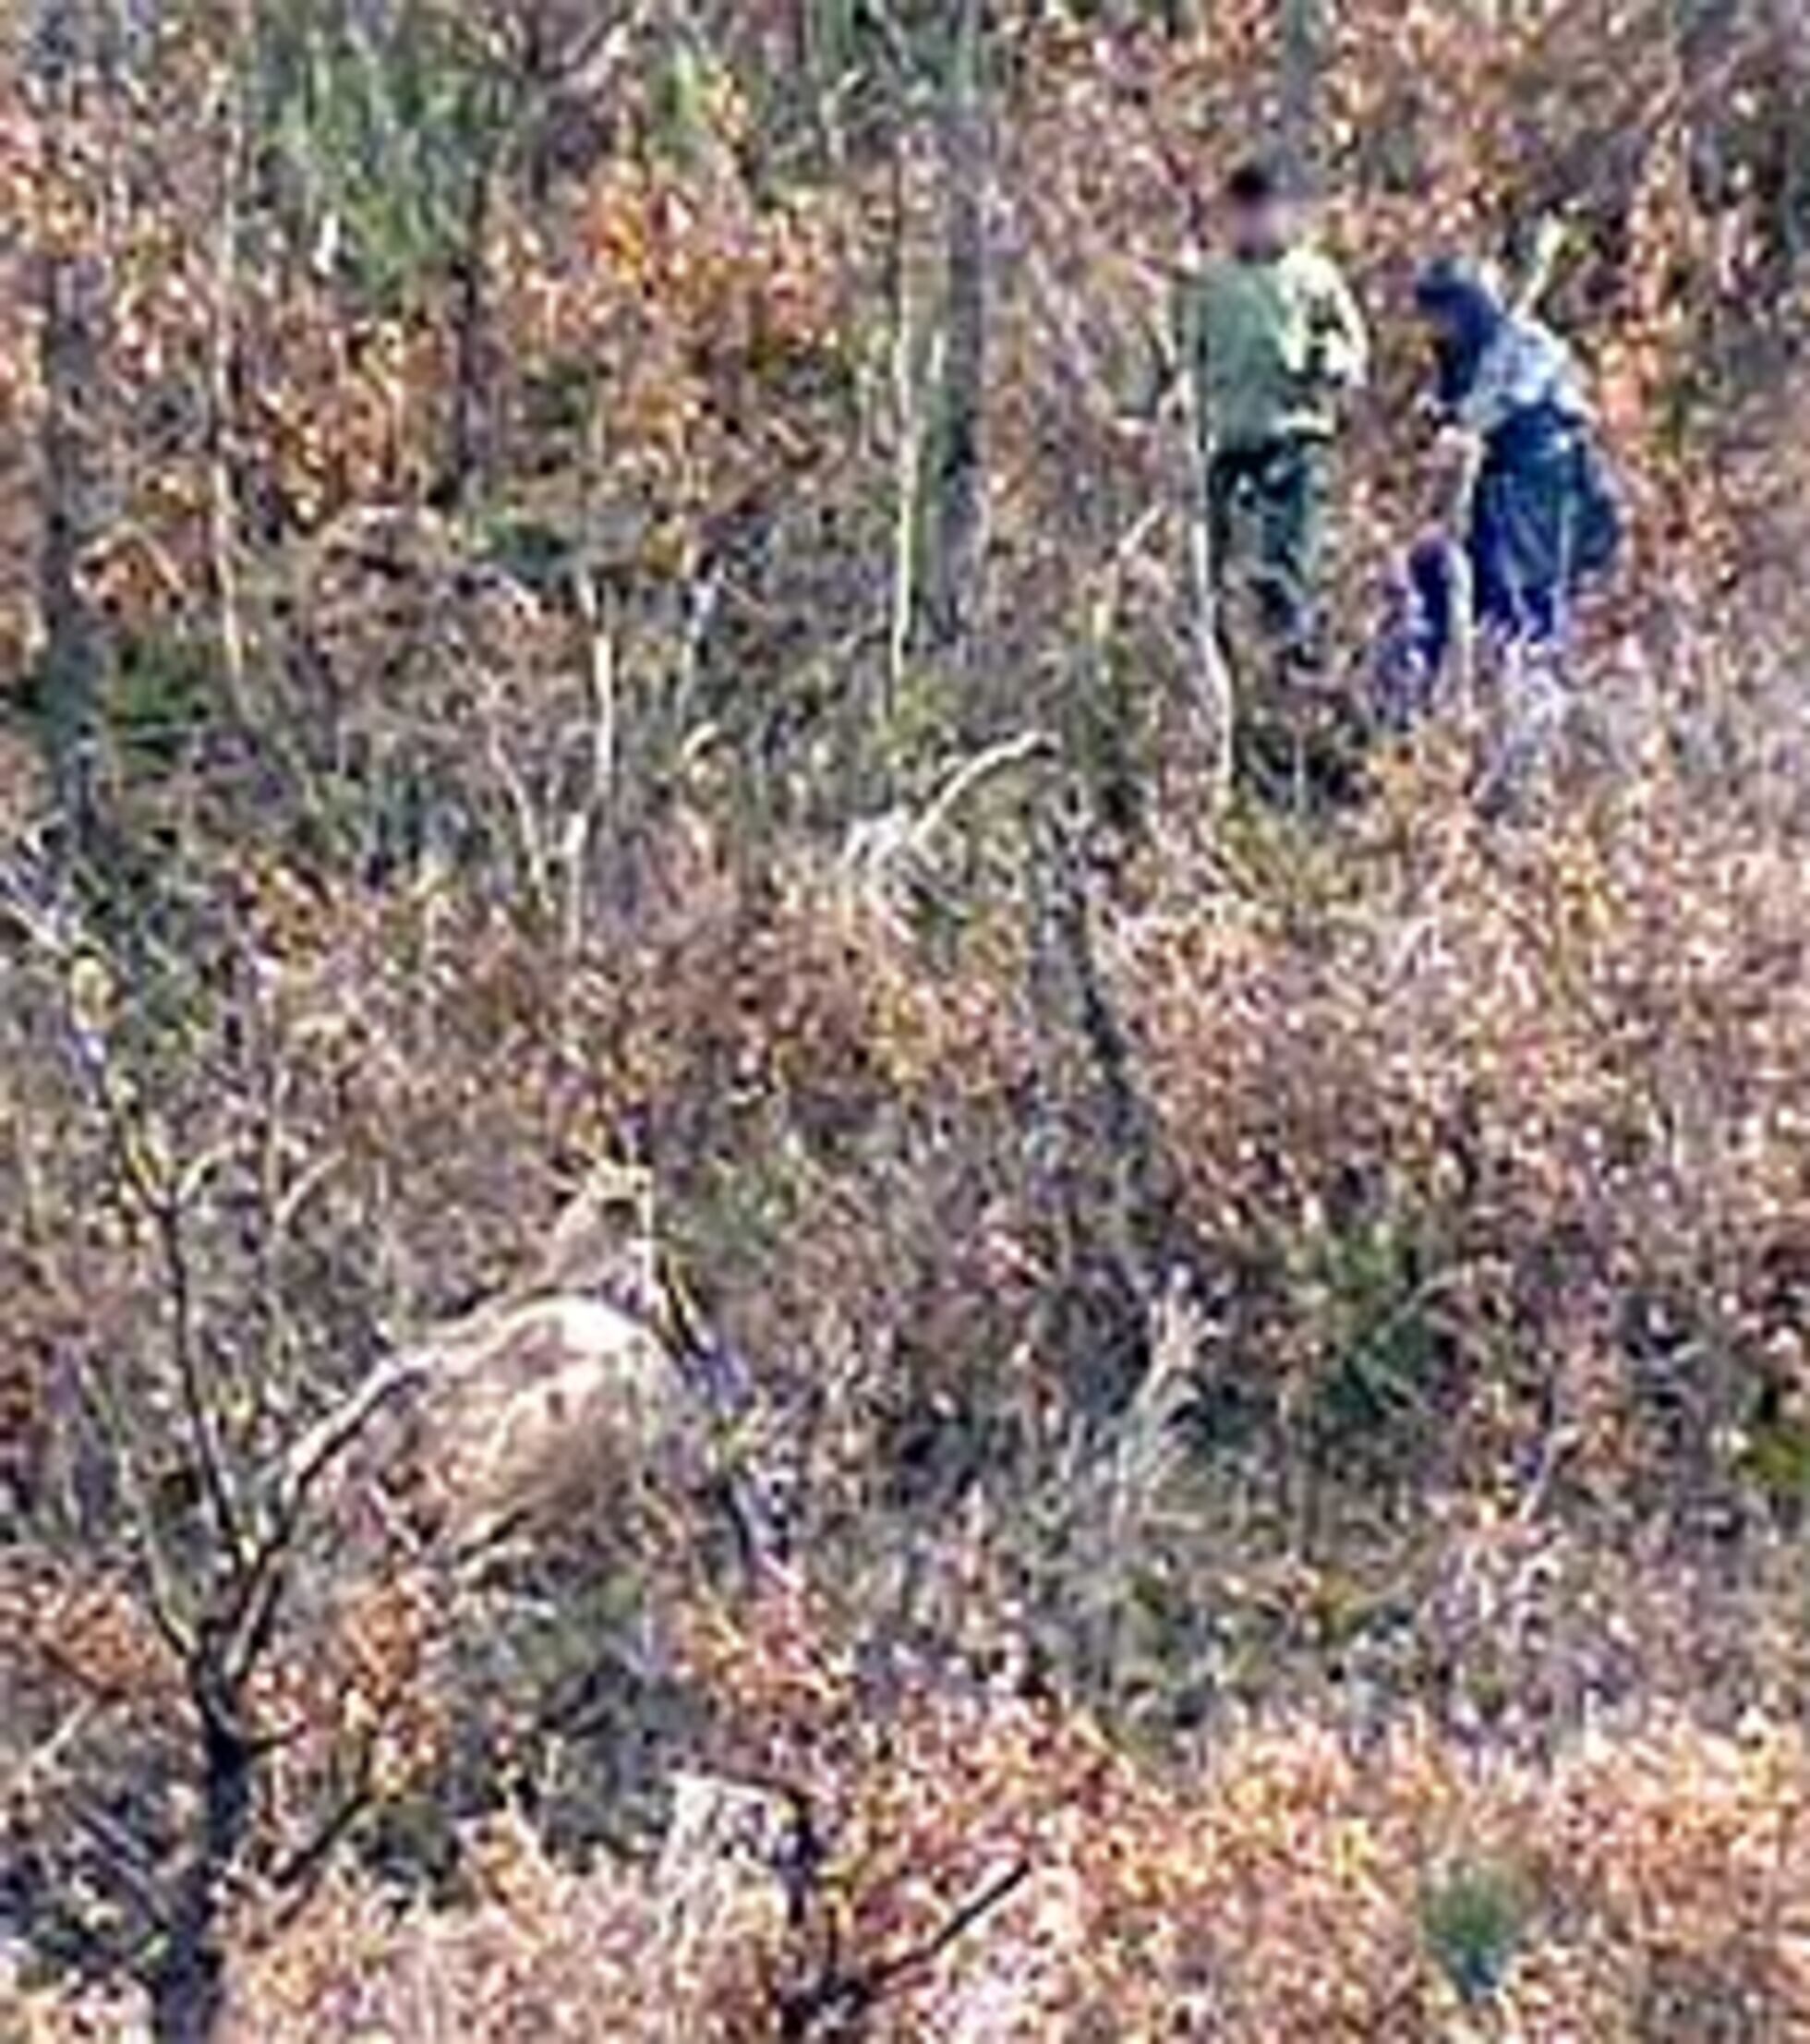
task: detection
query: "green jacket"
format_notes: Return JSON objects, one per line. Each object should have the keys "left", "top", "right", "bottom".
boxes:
{"left": 1182, "top": 246, "right": 1370, "bottom": 454}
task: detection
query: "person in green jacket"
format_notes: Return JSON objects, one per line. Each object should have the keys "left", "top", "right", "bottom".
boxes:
{"left": 1182, "top": 159, "right": 1370, "bottom": 671}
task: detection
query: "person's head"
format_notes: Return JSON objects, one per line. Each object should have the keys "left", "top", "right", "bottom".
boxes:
{"left": 1224, "top": 159, "right": 1296, "bottom": 260}
{"left": 1412, "top": 258, "right": 1502, "bottom": 352}
{"left": 1413, "top": 258, "right": 1504, "bottom": 404}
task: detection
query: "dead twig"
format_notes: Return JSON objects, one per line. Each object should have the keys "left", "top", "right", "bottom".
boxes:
{"left": 778, "top": 1857, "right": 1033, "bottom": 2041}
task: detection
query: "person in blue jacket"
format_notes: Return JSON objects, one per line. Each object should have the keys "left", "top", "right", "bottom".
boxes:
{"left": 1375, "top": 260, "right": 1623, "bottom": 713}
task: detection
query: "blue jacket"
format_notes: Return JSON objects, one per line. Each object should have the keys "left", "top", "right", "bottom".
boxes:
{"left": 1416, "top": 265, "right": 1622, "bottom": 645}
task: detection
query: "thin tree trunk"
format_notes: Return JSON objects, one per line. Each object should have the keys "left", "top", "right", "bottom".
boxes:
{"left": 922, "top": 0, "right": 988, "bottom": 658}
{"left": 1672, "top": 0, "right": 1739, "bottom": 382}
{"left": 1280, "top": 0, "right": 1328, "bottom": 194}
{"left": 885, "top": 132, "right": 921, "bottom": 732}
{"left": 1173, "top": 259, "right": 1236, "bottom": 801}
{"left": 34, "top": 0, "right": 106, "bottom": 847}
{"left": 1756, "top": 0, "right": 1808, "bottom": 294}
{"left": 1021, "top": 799, "right": 1180, "bottom": 1421}
{"left": 1180, "top": 377, "right": 1237, "bottom": 803}
{"left": 562, "top": 564, "right": 618, "bottom": 958}
{"left": 148, "top": 1680, "right": 255, "bottom": 2044}
{"left": 442, "top": 146, "right": 498, "bottom": 512}
{"left": 206, "top": 5, "right": 251, "bottom": 725}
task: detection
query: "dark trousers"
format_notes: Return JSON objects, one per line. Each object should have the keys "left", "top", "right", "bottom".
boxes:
{"left": 1205, "top": 436, "right": 1330, "bottom": 663}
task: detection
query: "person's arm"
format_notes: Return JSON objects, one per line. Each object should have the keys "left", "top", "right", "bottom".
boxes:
{"left": 1452, "top": 351, "right": 1508, "bottom": 437}
{"left": 1451, "top": 321, "right": 1574, "bottom": 438}
{"left": 1313, "top": 257, "right": 1370, "bottom": 391}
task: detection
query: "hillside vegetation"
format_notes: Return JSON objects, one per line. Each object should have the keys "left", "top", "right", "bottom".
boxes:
{"left": 2, "top": 4, "right": 1807, "bottom": 2040}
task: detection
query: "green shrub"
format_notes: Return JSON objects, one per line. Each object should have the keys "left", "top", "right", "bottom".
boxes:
{"left": 1419, "top": 1855, "right": 1528, "bottom": 2005}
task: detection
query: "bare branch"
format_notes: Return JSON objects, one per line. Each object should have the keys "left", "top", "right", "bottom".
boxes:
{"left": 265, "top": 1734, "right": 380, "bottom": 1923}
{"left": 780, "top": 1857, "right": 1033, "bottom": 2039}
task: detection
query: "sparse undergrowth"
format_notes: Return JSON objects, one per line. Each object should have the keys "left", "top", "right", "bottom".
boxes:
{"left": 3, "top": 3, "right": 1807, "bottom": 2039}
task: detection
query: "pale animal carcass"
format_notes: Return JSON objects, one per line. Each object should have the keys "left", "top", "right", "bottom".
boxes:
{"left": 290, "top": 1288, "right": 698, "bottom": 1565}
{"left": 410, "top": 1290, "right": 695, "bottom": 1555}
